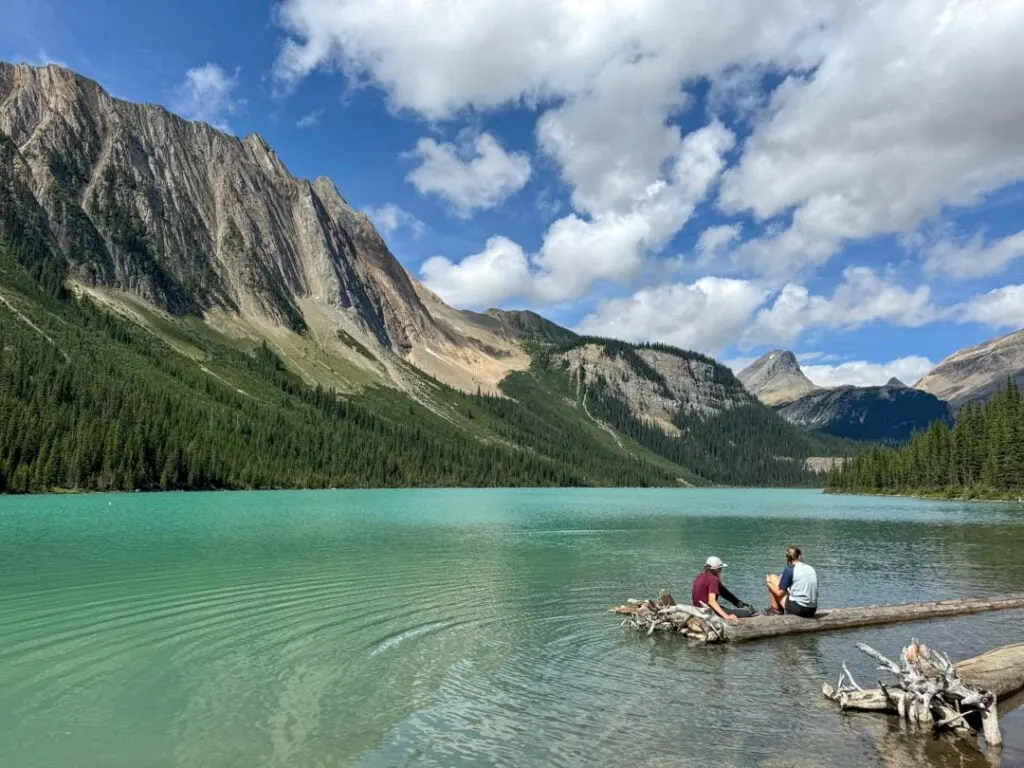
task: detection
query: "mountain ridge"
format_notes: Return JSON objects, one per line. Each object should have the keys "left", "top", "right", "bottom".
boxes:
{"left": 0, "top": 60, "right": 855, "bottom": 492}
{"left": 915, "top": 328, "right": 1024, "bottom": 411}
{"left": 775, "top": 383, "right": 950, "bottom": 442}
{"left": 738, "top": 348, "right": 952, "bottom": 442}
{"left": 0, "top": 60, "right": 530, "bottom": 397}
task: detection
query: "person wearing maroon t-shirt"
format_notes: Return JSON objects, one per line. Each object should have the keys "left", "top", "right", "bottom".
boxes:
{"left": 691, "top": 556, "right": 754, "bottom": 621}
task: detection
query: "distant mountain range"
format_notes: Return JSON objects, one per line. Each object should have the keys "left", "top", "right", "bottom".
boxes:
{"left": 738, "top": 351, "right": 950, "bottom": 442}
{"left": 774, "top": 380, "right": 950, "bottom": 443}
{"left": 739, "top": 331, "right": 1024, "bottom": 442}
{"left": 0, "top": 61, "right": 853, "bottom": 492}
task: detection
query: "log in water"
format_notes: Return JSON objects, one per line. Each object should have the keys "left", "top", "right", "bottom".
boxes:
{"left": 958, "top": 643, "right": 1024, "bottom": 700}
{"left": 725, "top": 593, "right": 1024, "bottom": 643}
{"left": 613, "top": 593, "right": 1024, "bottom": 644}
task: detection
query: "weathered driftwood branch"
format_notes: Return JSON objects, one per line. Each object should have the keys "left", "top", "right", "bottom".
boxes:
{"left": 612, "top": 591, "right": 1024, "bottom": 644}
{"left": 611, "top": 590, "right": 727, "bottom": 643}
{"left": 822, "top": 639, "right": 1024, "bottom": 748}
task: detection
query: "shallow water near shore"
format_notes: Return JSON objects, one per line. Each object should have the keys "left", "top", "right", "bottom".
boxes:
{"left": 0, "top": 488, "right": 1022, "bottom": 767}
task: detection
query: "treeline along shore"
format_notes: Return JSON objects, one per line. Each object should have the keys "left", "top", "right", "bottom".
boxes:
{"left": 826, "top": 381, "right": 1024, "bottom": 501}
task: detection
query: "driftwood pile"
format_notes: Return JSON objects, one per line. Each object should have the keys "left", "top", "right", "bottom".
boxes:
{"left": 611, "top": 590, "right": 727, "bottom": 643}
{"left": 823, "top": 639, "right": 1002, "bottom": 747}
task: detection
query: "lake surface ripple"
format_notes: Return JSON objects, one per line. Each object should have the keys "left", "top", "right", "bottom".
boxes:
{"left": 1, "top": 489, "right": 1022, "bottom": 767}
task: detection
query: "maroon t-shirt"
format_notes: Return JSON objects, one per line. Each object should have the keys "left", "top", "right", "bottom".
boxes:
{"left": 691, "top": 571, "right": 721, "bottom": 607}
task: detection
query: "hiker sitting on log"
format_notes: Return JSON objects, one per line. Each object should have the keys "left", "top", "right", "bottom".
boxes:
{"left": 691, "top": 556, "right": 756, "bottom": 622}
{"left": 766, "top": 546, "right": 818, "bottom": 617}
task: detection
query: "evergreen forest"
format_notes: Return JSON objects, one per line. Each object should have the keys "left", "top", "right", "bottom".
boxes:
{"left": 0, "top": 211, "right": 849, "bottom": 493}
{"left": 826, "top": 382, "right": 1024, "bottom": 499}
{"left": 539, "top": 340, "right": 859, "bottom": 487}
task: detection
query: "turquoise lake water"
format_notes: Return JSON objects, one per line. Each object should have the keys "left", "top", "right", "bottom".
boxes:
{"left": 0, "top": 488, "right": 1022, "bottom": 767}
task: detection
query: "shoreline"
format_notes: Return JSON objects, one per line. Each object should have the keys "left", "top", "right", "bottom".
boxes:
{"left": 824, "top": 488, "right": 1024, "bottom": 504}
{"left": 1, "top": 483, "right": 829, "bottom": 498}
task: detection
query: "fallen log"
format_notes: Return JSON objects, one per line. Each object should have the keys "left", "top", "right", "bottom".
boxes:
{"left": 956, "top": 642, "right": 1024, "bottom": 700}
{"left": 823, "top": 640, "right": 1024, "bottom": 749}
{"left": 612, "top": 592, "right": 1024, "bottom": 644}
{"left": 726, "top": 593, "right": 1024, "bottom": 643}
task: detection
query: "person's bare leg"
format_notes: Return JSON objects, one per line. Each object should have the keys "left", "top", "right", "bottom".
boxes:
{"left": 767, "top": 574, "right": 784, "bottom": 613}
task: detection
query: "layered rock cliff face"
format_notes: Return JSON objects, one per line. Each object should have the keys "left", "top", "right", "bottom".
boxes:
{"left": 737, "top": 350, "right": 818, "bottom": 406}
{"left": 558, "top": 343, "right": 754, "bottom": 434}
{"left": 915, "top": 329, "right": 1024, "bottom": 410}
{"left": 776, "top": 381, "right": 950, "bottom": 442}
{"left": 0, "top": 62, "right": 451, "bottom": 362}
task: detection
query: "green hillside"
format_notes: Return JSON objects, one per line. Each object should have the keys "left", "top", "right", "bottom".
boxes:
{"left": 527, "top": 338, "right": 858, "bottom": 487}
{"left": 0, "top": 215, "right": 854, "bottom": 493}
{"left": 0, "top": 248, "right": 687, "bottom": 492}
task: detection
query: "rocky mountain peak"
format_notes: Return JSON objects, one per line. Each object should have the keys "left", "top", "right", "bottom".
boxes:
{"left": 771, "top": 349, "right": 799, "bottom": 367}
{"left": 738, "top": 349, "right": 818, "bottom": 406}
{"left": 0, "top": 59, "right": 588, "bottom": 397}
{"left": 886, "top": 377, "right": 907, "bottom": 388}
{"left": 242, "top": 133, "right": 290, "bottom": 177}
{"left": 0, "top": 59, "right": 476, "bottom": 362}
{"left": 557, "top": 341, "right": 753, "bottom": 436}
{"left": 479, "top": 308, "right": 579, "bottom": 344}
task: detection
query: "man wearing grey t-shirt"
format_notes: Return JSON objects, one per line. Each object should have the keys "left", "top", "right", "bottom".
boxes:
{"left": 766, "top": 546, "right": 818, "bottom": 617}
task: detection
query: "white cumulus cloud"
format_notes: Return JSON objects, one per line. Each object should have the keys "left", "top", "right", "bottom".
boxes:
{"left": 296, "top": 108, "right": 324, "bottom": 128}
{"left": 696, "top": 224, "right": 743, "bottom": 262}
{"left": 576, "top": 277, "right": 767, "bottom": 355}
{"left": 420, "top": 236, "right": 532, "bottom": 308}
{"left": 362, "top": 204, "right": 425, "bottom": 238}
{"left": 406, "top": 133, "right": 531, "bottom": 217}
{"left": 720, "top": 0, "right": 1024, "bottom": 276}
{"left": 171, "top": 63, "right": 243, "bottom": 132}
{"left": 274, "top": 0, "right": 828, "bottom": 300}
{"left": 421, "top": 121, "right": 734, "bottom": 306}
{"left": 742, "top": 268, "right": 938, "bottom": 348}
{"left": 802, "top": 357, "right": 936, "bottom": 388}
{"left": 924, "top": 229, "right": 1024, "bottom": 279}
{"left": 272, "top": 0, "right": 830, "bottom": 119}
{"left": 955, "top": 285, "right": 1024, "bottom": 329}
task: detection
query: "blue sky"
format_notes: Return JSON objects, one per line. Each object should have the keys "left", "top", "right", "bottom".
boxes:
{"left": 4, "top": 0, "right": 1024, "bottom": 386}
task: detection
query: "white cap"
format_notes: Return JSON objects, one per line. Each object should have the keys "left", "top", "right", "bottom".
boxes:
{"left": 706, "top": 556, "right": 727, "bottom": 570}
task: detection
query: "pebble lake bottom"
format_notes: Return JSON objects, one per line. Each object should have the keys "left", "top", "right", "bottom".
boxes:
{"left": 0, "top": 488, "right": 1021, "bottom": 768}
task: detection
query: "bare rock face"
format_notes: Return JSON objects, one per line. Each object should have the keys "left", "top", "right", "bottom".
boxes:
{"left": 557, "top": 343, "right": 754, "bottom": 434}
{"left": 738, "top": 350, "right": 819, "bottom": 406}
{"left": 0, "top": 61, "right": 442, "bottom": 352}
{"left": 915, "top": 329, "right": 1024, "bottom": 411}
{"left": 804, "top": 457, "right": 847, "bottom": 474}
{"left": 636, "top": 349, "right": 753, "bottom": 416}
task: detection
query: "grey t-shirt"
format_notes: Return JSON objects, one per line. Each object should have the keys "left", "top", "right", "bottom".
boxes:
{"left": 780, "top": 562, "right": 818, "bottom": 608}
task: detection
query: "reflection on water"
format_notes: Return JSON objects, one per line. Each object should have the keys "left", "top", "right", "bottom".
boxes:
{"left": 0, "top": 488, "right": 1021, "bottom": 767}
